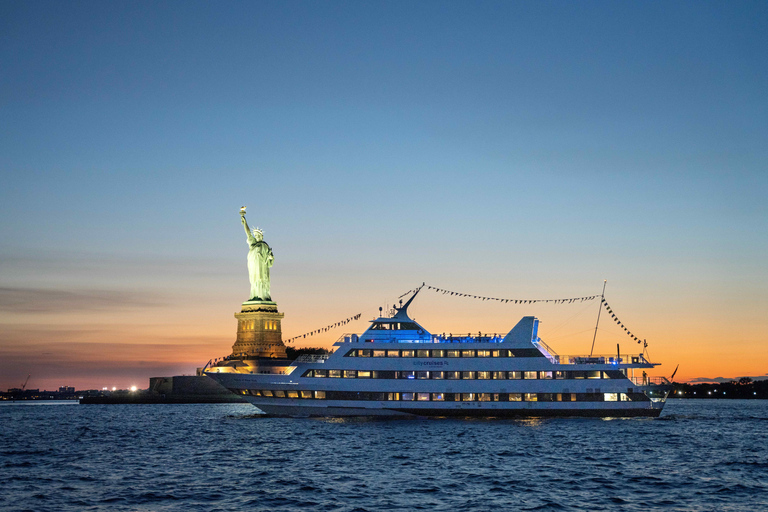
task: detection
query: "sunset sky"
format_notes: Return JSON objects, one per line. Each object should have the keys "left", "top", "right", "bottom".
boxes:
{"left": 1, "top": 1, "right": 766, "bottom": 391}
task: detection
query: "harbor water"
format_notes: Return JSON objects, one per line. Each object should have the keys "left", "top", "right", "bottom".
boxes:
{"left": 1, "top": 399, "right": 766, "bottom": 511}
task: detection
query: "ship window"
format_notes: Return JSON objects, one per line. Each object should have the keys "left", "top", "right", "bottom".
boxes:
{"left": 509, "top": 393, "right": 522, "bottom": 401}
{"left": 303, "top": 370, "right": 314, "bottom": 377}
{"left": 314, "top": 391, "right": 326, "bottom": 399}
{"left": 509, "top": 371, "right": 522, "bottom": 380}
{"left": 432, "top": 350, "right": 444, "bottom": 357}
{"left": 262, "top": 390, "right": 273, "bottom": 397}
{"left": 461, "top": 350, "right": 476, "bottom": 358}
{"left": 329, "top": 370, "right": 342, "bottom": 378}
{"left": 432, "top": 393, "right": 444, "bottom": 401}
{"left": 373, "top": 350, "right": 386, "bottom": 357}
{"left": 314, "top": 370, "right": 327, "bottom": 378}
{"left": 477, "top": 350, "right": 491, "bottom": 357}
{"left": 399, "top": 322, "right": 421, "bottom": 330}
{"left": 370, "top": 322, "right": 386, "bottom": 330}
{"left": 477, "top": 371, "right": 491, "bottom": 380}
{"left": 478, "top": 393, "right": 491, "bottom": 402}
{"left": 554, "top": 371, "right": 566, "bottom": 379}
{"left": 445, "top": 371, "right": 460, "bottom": 380}
{"left": 447, "top": 350, "right": 460, "bottom": 358}
{"left": 620, "top": 393, "right": 630, "bottom": 401}
{"left": 492, "top": 371, "right": 506, "bottom": 380}
{"left": 587, "top": 371, "right": 601, "bottom": 379}
{"left": 387, "top": 392, "right": 399, "bottom": 401}
{"left": 461, "top": 393, "right": 475, "bottom": 401}
{"left": 249, "top": 390, "right": 260, "bottom": 396}
{"left": 416, "top": 350, "right": 430, "bottom": 358}
{"left": 401, "top": 392, "right": 415, "bottom": 401}
{"left": 417, "top": 393, "right": 430, "bottom": 401}
{"left": 287, "top": 391, "right": 299, "bottom": 398}
{"left": 524, "top": 371, "right": 538, "bottom": 380}
{"left": 540, "top": 371, "right": 553, "bottom": 380}
{"left": 360, "top": 350, "right": 372, "bottom": 357}
{"left": 387, "top": 350, "right": 400, "bottom": 357}
{"left": 344, "top": 370, "right": 356, "bottom": 378}
{"left": 462, "top": 371, "right": 476, "bottom": 380}
{"left": 401, "top": 350, "right": 414, "bottom": 358}
{"left": 539, "top": 393, "right": 554, "bottom": 402}
{"left": 274, "top": 390, "right": 286, "bottom": 398}
{"left": 300, "top": 391, "right": 312, "bottom": 398}
{"left": 572, "top": 371, "right": 585, "bottom": 379}
{"left": 357, "top": 371, "right": 371, "bottom": 378}
{"left": 399, "top": 371, "right": 416, "bottom": 379}
{"left": 568, "top": 393, "right": 576, "bottom": 401}
{"left": 431, "top": 371, "right": 444, "bottom": 379}
{"left": 604, "top": 393, "right": 618, "bottom": 402}
{"left": 373, "top": 371, "right": 396, "bottom": 379}
{"left": 417, "top": 371, "right": 430, "bottom": 379}
{"left": 525, "top": 393, "right": 537, "bottom": 402}
{"left": 346, "top": 350, "right": 356, "bottom": 357}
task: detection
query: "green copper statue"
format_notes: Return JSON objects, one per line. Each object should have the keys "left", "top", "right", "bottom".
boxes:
{"left": 240, "top": 207, "right": 274, "bottom": 302}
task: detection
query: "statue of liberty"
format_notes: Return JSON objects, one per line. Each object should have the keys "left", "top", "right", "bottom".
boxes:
{"left": 240, "top": 207, "right": 274, "bottom": 302}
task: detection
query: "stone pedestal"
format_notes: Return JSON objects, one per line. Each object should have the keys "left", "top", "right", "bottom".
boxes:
{"left": 231, "top": 301, "right": 287, "bottom": 359}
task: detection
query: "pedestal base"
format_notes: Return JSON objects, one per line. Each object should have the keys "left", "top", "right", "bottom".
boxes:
{"left": 231, "top": 302, "right": 286, "bottom": 359}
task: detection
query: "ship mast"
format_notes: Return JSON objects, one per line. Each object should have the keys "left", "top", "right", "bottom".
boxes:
{"left": 589, "top": 280, "right": 607, "bottom": 356}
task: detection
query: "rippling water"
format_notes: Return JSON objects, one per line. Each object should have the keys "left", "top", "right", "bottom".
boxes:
{"left": 1, "top": 400, "right": 766, "bottom": 511}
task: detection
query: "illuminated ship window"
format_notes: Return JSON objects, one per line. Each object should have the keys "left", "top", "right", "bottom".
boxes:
{"left": 357, "top": 371, "right": 371, "bottom": 378}
{"left": 492, "top": 371, "right": 506, "bottom": 380}
{"left": 462, "top": 371, "right": 476, "bottom": 380}
{"left": 477, "top": 371, "right": 491, "bottom": 380}
{"left": 273, "top": 390, "right": 285, "bottom": 398}
{"left": 401, "top": 350, "right": 414, "bottom": 358}
{"left": 540, "top": 371, "right": 553, "bottom": 379}
{"left": 401, "top": 392, "right": 415, "bottom": 401}
{"left": 387, "top": 350, "right": 400, "bottom": 357}
{"left": 344, "top": 370, "right": 356, "bottom": 378}
{"left": 417, "top": 371, "right": 429, "bottom": 379}
{"left": 461, "top": 393, "right": 475, "bottom": 401}
{"left": 509, "top": 393, "right": 523, "bottom": 401}
{"left": 314, "top": 391, "right": 326, "bottom": 399}
{"left": 478, "top": 393, "right": 491, "bottom": 402}
{"left": 461, "top": 350, "right": 476, "bottom": 358}
{"left": 373, "top": 350, "right": 386, "bottom": 357}
{"left": 300, "top": 391, "right": 313, "bottom": 398}
{"left": 432, "top": 393, "right": 444, "bottom": 401}
{"left": 328, "top": 370, "right": 341, "bottom": 378}
{"left": 416, "top": 350, "right": 430, "bottom": 358}
{"left": 445, "top": 371, "right": 460, "bottom": 380}
{"left": 431, "top": 371, "right": 444, "bottom": 379}
{"left": 447, "top": 350, "right": 460, "bottom": 358}
{"left": 417, "top": 393, "right": 430, "bottom": 401}
{"left": 524, "top": 371, "right": 538, "bottom": 380}
{"left": 287, "top": 391, "right": 299, "bottom": 398}
{"left": 432, "top": 350, "right": 444, "bottom": 357}
{"left": 525, "top": 393, "right": 537, "bottom": 401}
{"left": 477, "top": 350, "right": 491, "bottom": 357}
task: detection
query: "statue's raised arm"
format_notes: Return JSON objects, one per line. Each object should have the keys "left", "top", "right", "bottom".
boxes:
{"left": 241, "top": 212, "right": 256, "bottom": 244}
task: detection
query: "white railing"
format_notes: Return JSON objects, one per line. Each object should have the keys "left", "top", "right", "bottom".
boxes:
{"left": 294, "top": 354, "right": 331, "bottom": 364}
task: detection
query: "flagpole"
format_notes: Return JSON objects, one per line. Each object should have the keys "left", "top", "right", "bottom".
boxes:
{"left": 589, "top": 280, "right": 607, "bottom": 356}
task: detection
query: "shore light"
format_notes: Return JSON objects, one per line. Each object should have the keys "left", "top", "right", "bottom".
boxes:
{"left": 130, "top": 386, "right": 137, "bottom": 392}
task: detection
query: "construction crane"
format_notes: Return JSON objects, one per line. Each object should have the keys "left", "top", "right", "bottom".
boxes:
{"left": 21, "top": 374, "right": 30, "bottom": 391}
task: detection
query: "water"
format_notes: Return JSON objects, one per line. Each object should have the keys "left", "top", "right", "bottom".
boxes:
{"left": 1, "top": 400, "right": 766, "bottom": 511}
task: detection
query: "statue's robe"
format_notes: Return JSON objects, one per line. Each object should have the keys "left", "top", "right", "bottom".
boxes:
{"left": 247, "top": 239, "right": 273, "bottom": 301}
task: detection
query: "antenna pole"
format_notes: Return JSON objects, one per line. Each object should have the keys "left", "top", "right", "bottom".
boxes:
{"left": 589, "top": 280, "right": 607, "bottom": 356}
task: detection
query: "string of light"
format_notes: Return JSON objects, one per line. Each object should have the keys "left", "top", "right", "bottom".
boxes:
{"left": 424, "top": 284, "right": 600, "bottom": 304}
{"left": 283, "top": 313, "right": 362, "bottom": 344}
{"left": 602, "top": 299, "right": 647, "bottom": 347}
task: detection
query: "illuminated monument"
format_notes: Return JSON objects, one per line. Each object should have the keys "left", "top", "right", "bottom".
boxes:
{"left": 230, "top": 207, "right": 287, "bottom": 359}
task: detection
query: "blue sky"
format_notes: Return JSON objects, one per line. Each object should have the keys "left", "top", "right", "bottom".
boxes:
{"left": 1, "top": 1, "right": 766, "bottom": 389}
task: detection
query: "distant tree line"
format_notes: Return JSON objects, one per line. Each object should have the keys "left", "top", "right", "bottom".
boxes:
{"left": 672, "top": 378, "right": 768, "bottom": 399}
{"left": 285, "top": 347, "right": 331, "bottom": 360}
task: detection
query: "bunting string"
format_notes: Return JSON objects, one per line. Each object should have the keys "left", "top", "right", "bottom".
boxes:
{"left": 424, "top": 285, "right": 599, "bottom": 305}
{"left": 284, "top": 313, "right": 363, "bottom": 344}
{"left": 602, "top": 299, "right": 648, "bottom": 347}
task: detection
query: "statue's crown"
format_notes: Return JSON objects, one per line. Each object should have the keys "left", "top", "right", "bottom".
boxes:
{"left": 251, "top": 227, "right": 264, "bottom": 237}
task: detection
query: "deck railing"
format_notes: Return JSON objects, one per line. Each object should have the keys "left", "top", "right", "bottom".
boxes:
{"left": 549, "top": 354, "right": 651, "bottom": 365}
{"left": 630, "top": 376, "right": 671, "bottom": 386}
{"left": 294, "top": 354, "right": 331, "bottom": 364}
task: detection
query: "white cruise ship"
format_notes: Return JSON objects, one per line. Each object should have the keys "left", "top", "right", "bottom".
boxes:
{"left": 205, "top": 290, "right": 670, "bottom": 418}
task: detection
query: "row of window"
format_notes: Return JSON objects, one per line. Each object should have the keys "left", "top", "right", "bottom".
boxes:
{"left": 242, "top": 389, "right": 640, "bottom": 402}
{"left": 347, "top": 348, "right": 542, "bottom": 358}
{"left": 303, "top": 369, "right": 624, "bottom": 380}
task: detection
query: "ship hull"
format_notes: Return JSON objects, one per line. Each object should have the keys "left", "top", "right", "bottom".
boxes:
{"left": 244, "top": 396, "right": 664, "bottom": 418}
